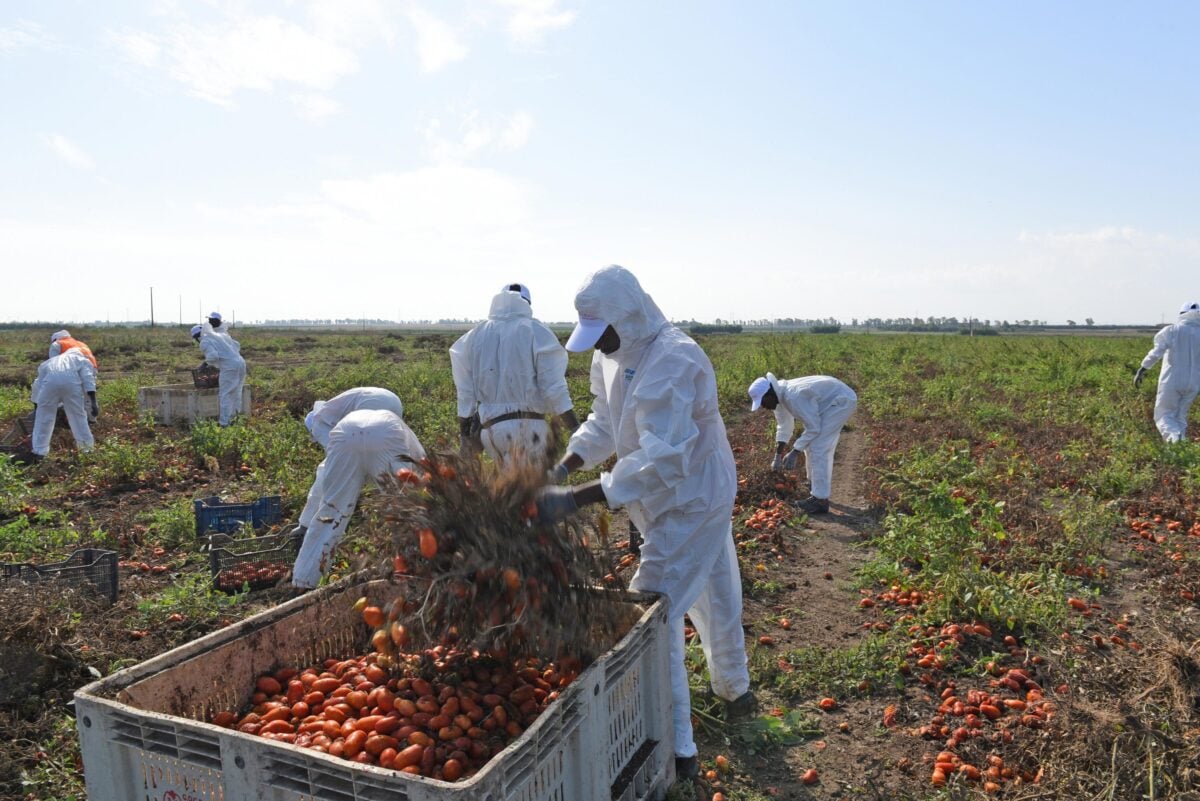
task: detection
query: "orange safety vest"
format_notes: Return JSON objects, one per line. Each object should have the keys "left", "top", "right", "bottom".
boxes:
{"left": 56, "top": 337, "right": 97, "bottom": 368}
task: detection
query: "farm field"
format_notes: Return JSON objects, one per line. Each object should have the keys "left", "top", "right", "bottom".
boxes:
{"left": 2, "top": 326, "right": 1199, "bottom": 800}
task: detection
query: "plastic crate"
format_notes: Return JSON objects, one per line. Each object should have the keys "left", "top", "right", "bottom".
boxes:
{"left": 2, "top": 548, "right": 118, "bottom": 603}
{"left": 192, "top": 365, "right": 221, "bottom": 389}
{"left": 194, "top": 495, "right": 282, "bottom": 535}
{"left": 209, "top": 530, "right": 302, "bottom": 592}
{"left": 0, "top": 413, "right": 34, "bottom": 447}
{"left": 137, "top": 383, "right": 252, "bottom": 425}
{"left": 74, "top": 578, "right": 674, "bottom": 801}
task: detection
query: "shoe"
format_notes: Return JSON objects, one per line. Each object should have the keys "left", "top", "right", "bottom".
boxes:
{"left": 725, "top": 690, "right": 758, "bottom": 720}
{"left": 674, "top": 755, "right": 699, "bottom": 779}
{"left": 795, "top": 495, "right": 829, "bottom": 515}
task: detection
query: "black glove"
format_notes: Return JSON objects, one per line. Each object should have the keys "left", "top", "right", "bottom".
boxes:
{"left": 1134, "top": 367, "right": 1148, "bottom": 388}
{"left": 88, "top": 392, "right": 99, "bottom": 420}
{"left": 535, "top": 486, "right": 579, "bottom": 524}
{"left": 781, "top": 449, "right": 800, "bottom": 470}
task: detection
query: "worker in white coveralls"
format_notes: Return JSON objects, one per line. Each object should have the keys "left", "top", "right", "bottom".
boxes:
{"left": 1135, "top": 300, "right": 1200, "bottom": 443}
{"left": 30, "top": 348, "right": 98, "bottom": 459}
{"left": 747, "top": 372, "right": 858, "bottom": 515}
{"left": 289, "top": 387, "right": 407, "bottom": 541}
{"left": 291, "top": 409, "right": 426, "bottom": 589}
{"left": 536, "top": 265, "right": 753, "bottom": 781}
{"left": 47, "top": 329, "right": 100, "bottom": 422}
{"left": 449, "top": 283, "right": 579, "bottom": 466}
{"left": 190, "top": 311, "right": 246, "bottom": 427}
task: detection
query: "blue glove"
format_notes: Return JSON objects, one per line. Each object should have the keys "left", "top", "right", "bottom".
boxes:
{"left": 781, "top": 449, "right": 800, "bottom": 470}
{"left": 535, "top": 486, "right": 579, "bottom": 524}
{"left": 770, "top": 453, "right": 783, "bottom": 472}
{"left": 547, "top": 462, "right": 571, "bottom": 485}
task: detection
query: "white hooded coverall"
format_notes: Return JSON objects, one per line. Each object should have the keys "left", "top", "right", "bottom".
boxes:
{"left": 292, "top": 409, "right": 426, "bottom": 589}
{"left": 770, "top": 374, "right": 857, "bottom": 499}
{"left": 299, "top": 387, "right": 406, "bottom": 531}
{"left": 1141, "top": 314, "right": 1200, "bottom": 443}
{"left": 198, "top": 323, "right": 246, "bottom": 426}
{"left": 31, "top": 349, "right": 96, "bottom": 456}
{"left": 565, "top": 265, "right": 749, "bottom": 760}
{"left": 449, "top": 290, "right": 573, "bottom": 465}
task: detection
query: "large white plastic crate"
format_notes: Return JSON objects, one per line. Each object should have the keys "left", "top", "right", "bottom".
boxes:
{"left": 75, "top": 578, "right": 674, "bottom": 801}
{"left": 137, "top": 383, "right": 252, "bottom": 425}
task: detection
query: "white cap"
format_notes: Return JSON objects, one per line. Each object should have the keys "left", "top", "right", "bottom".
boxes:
{"left": 1179, "top": 301, "right": 1200, "bottom": 318}
{"left": 208, "top": 311, "right": 222, "bottom": 322}
{"left": 502, "top": 283, "right": 531, "bottom": 304}
{"left": 190, "top": 324, "right": 203, "bottom": 337}
{"left": 50, "top": 329, "right": 70, "bottom": 342}
{"left": 565, "top": 313, "right": 609, "bottom": 352}
{"left": 748, "top": 376, "right": 771, "bottom": 411}
{"left": 304, "top": 400, "right": 326, "bottom": 433}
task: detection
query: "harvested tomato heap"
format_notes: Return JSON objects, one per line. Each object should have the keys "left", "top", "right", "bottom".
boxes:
{"left": 210, "top": 645, "right": 580, "bottom": 781}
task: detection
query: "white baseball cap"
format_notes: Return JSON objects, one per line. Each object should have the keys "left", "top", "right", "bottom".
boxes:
{"left": 208, "top": 311, "right": 222, "bottom": 322}
{"left": 50, "top": 329, "right": 70, "bottom": 342}
{"left": 304, "top": 400, "right": 326, "bottom": 433}
{"left": 748, "top": 376, "right": 772, "bottom": 411}
{"left": 1179, "top": 301, "right": 1200, "bottom": 318}
{"left": 565, "top": 313, "right": 609, "bottom": 352}
{"left": 190, "top": 324, "right": 203, "bottom": 337}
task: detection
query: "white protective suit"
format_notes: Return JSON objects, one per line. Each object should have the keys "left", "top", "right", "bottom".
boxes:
{"left": 291, "top": 409, "right": 425, "bottom": 589}
{"left": 299, "top": 387, "right": 406, "bottom": 530}
{"left": 449, "top": 289, "right": 573, "bottom": 465}
{"left": 769, "top": 374, "right": 857, "bottom": 499}
{"left": 1141, "top": 310, "right": 1200, "bottom": 443}
{"left": 565, "top": 265, "right": 749, "bottom": 760}
{"left": 30, "top": 349, "right": 97, "bottom": 456}
{"left": 198, "top": 323, "right": 246, "bottom": 426}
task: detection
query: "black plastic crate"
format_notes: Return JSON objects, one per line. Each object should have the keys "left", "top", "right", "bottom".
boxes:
{"left": 191, "top": 365, "right": 220, "bottom": 389}
{"left": 1, "top": 548, "right": 118, "bottom": 603}
{"left": 209, "top": 530, "right": 302, "bottom": 593}
{"left": 194, "top": 495, "right": 282, "bottom": 535}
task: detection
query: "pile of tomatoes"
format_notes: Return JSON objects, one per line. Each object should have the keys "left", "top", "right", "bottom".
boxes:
{"left": 210, "top": 628, "right": 581, "bottom": 782}
{"left": 214, "top": 560, "right": 290, "bottom": 592}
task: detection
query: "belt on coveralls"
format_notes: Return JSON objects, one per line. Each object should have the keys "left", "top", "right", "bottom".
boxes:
{"left": 480, "top": 411, "right": 544, "bottom": 430}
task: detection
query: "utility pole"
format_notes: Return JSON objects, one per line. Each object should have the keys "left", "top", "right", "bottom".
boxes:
{"left": 150, "top": 286, "right": 155, "bottom": 328}
{"left": 179, "top": 295, "right": 182, "bottom": 326}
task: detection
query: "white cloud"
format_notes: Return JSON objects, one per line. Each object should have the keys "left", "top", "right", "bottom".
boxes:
{"left": 0, "top": 20, "right": 50, "bottom": 53}
{"left": 108, "top": 12, "right": 359, "bottom": 109}
{"left": 292, "top": 92, "right": 341, "bottom": 121}
{"left": 499, "top": 111, "right": 534, "bottom": 150}
{"left": 423, "top": 109, "right": 535, "bottom": 162}
{"left": 404, "top": 3, "right": 468, "bottom": 73}
{"left": 493, "top": 0, "right": 577, "bottom": 46}
{"left": 46, "top": 134, "right": 95, "bottom": 170}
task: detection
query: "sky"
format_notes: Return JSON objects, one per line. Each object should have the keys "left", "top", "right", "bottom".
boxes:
{"left": 2, "top": 1, "right": 1199, "bottom": 326}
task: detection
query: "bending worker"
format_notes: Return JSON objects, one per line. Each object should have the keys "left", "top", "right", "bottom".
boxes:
{"left": 291, "top": 387, "right": 407, "bottom": 541}
{"left": 537, "top": 265, "right": 753, "bottom": 781}
{"left": 748, "top": 372, "right": 857, "bottom": 515}
{"left": 291, "top": 408, "right": 425, "bottom": 589}
{"left": 1135, "top": 300, "right": 1200, "bottom": 443}
{"left": 48, "top": 329, "right": 99, "bottom": 422}
{"left": 190, "top": 311, "right": 246, "bottom": 427}
{"left": 450, "top": 283, "right": 578, "bottom": 466}
{"left": 30, "top": 348, "right": 98, "bottom": 459}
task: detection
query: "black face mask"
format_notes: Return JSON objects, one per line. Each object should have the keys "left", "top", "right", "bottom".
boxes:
{"left": 596, "top": 325, "right": 621, "bottom": 355}
{"left": 761, "top": 387, "right": 779, "bottom": 410}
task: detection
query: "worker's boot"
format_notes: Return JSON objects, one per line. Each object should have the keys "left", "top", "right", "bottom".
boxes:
{"left": 795, "top": 495, "right": 830, "bottom": 515}
{"left": 725, "top": 690, "right": 758, "bottom": 720}
{"left": 674, "top": 754, "right": 698, "bottom": 779}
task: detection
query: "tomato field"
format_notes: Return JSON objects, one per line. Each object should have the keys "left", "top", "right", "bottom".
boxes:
{"left": 2, "top": 326, "right": 1199, "bottom": 800}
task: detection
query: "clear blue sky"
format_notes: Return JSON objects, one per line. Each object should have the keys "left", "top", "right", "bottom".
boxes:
{"left": 3, "top": 1, "right": 1198, "bottom": 325}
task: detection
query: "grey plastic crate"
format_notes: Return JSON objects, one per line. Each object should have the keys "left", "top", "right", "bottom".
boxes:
{"left": 75, "top": 578, "right": 674, "bottom": 801}
{"left": 2, "top": 548, "right": 118, "bottom": 603}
